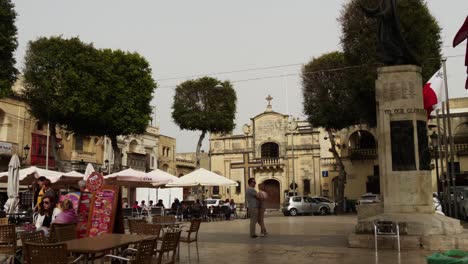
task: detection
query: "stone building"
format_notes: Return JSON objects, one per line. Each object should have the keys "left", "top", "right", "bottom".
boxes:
{"left": 210, "top": 97, "right": 321, "bottom": 208}
{"left": 158, "top": 134, "right": 176, "bottom": 175}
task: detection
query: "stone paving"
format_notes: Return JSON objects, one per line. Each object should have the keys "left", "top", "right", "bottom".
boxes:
{"left": 176, "top": 212, "right": 454, "bottom": 264}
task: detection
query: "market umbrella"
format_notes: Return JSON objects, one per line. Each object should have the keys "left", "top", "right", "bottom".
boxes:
{"left": 84, "top": 163, "right": 95, "bottom": 180}
{"left": 0, "top": 166, "right": 63, "bottom": 185}
{"left": 166, "top": 168, "right": 238, "bottom": 187}
{"left": 4, "top": 154, "right": 20, "bottom": 213}
{"left": 104, "top": 168, "right": 157, "bottom": 187}
{"left": 147, "top": 169, "right": 178, "bottom": 187}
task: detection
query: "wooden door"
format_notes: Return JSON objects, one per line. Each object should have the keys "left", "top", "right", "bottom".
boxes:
{"left": 262, "top": 179, "right": 280, "bottom": 209}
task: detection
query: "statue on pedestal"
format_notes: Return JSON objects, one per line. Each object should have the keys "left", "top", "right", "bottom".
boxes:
{"left": 361, "top": 0, "right": 418, "bottom": 66}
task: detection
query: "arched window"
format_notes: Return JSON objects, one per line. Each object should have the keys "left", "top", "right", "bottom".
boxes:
{"left": 129, "top": 140, "right": 138, "bottom": 153}
{"left": 454, "top": 122, "right": 468, "bottom": 144}
{"left": 348, "top": 130, "right": 376, "bottom": 150}
{"left": 261, "top": 142, "right": 279, "bottom": 158}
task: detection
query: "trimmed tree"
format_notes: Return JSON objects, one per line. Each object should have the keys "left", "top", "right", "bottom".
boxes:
{"left": 22, "top": 37, "right": 100, "bottom": 171}
{"left": 22, "top": 37, "right": 156, "bottom": 171}
{"left": 339, "top": 0, "right": 442, "bottom": 125}
{"left": 302, "top": 51, "right": 358, "bottom": 210}
{"left": 0, "top": 0, "right": 18, "bottom": 97}
{"left": 172, "top": 77, "right": 237, "bottom": 168}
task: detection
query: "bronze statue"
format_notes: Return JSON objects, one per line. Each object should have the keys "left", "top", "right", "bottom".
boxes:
{"left": 361, "top": 0, "right": 418, "bottom": 66}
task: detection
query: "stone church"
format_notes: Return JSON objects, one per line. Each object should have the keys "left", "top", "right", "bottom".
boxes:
{"left": 209, "top": 96, "right": 321, "bottom": 208}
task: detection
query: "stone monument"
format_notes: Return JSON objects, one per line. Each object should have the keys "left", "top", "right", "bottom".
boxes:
{"left": 349, "top": 65, "right": 465, "bottom": 250}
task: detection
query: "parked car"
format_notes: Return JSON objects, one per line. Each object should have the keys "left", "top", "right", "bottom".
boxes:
{"left": 205, "top": 198, "right": 222, "bottom": 208}
{"left": 356, "top": 193, "right": 380, "bottom": 205}
{"left": 282, "top": 196, "right": 336, "bottom": 216}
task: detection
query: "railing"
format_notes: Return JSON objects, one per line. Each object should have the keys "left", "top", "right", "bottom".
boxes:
{"left": 321, "top": 157, "right": 337, "bottom": 166}
{"left": 430, "top": 144, "right": 468, "bottom": 156}
{"left": 71, "top": 150, "right": 97, "bottom": 163}
{"left": 348, "top": 148, "right": 377, "bottom": 160}
{"left": 260, "top": 157, "right": 281, "bottom": 165}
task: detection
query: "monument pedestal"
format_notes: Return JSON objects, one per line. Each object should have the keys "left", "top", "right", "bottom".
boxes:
{"left": 348, "top": 65, "right": 463, "bottom": 250}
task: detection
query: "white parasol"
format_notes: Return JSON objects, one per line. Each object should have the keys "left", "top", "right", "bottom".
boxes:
{"left": 166, "top": 168, "right": 238, "bottom": 187}
{"left": 4, "top": 155, "right": 20, "bottom": 213}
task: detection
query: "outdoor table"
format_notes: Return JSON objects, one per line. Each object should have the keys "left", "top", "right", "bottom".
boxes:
{"left": 154, "top": 221, "right": 183, "bottom": 228}
{"left": 65, "top": 233, "right": 154, "bottom": 263}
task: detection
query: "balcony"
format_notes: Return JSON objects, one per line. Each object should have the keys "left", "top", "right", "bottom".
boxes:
{"left": 321, "top": 157, "right": 337, "bottom": 166}
{"left": 348, "top": 148, "right": 377, "bottom": 161}
{"left": 31, "top": 154, "right": 55, "bottom": 168}
{"left": 252, "top": 157, "right": 285, "bottom": 171}
{"left": 70, "top": 150, "right": 97, "bottom": 163}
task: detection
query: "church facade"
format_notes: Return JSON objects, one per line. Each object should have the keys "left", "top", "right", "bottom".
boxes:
{"left": 209, "top": 97, "right": 322, "bottom": 208}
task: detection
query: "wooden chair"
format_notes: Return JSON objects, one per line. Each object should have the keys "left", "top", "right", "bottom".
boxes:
{"left": 20, "top": 230, "right": 47, "bottom": 264}
{"left": 55, "top": 224, "right": 77, "bottom": 242}
{"left": 178, "top": 218, "right": 201, "bottom": 260}
{"left": 156, "top": 230, "right": 181, "bottom": 264}
{"left": 141, "top": 223, "right": 162, "bottom": 237}
{"left": 24, "top": 242, "right": 83, "bottom": 264}
{"left": 49, "top": 223, "right": 76, "bottom": 243}
{"left": 105, "top": 237, "right": 157, "bottom": 264}
{"left": 0, "top": 217, "right": 9, "bottom": 225}
{"left": 0, "top": 224, "right": 16, "bottom": 255}
{"left": 128, "top": 219, "right": 147, "bottom": 234}
{"left": 152, "top": 215, "right": 175, "bottom": 224}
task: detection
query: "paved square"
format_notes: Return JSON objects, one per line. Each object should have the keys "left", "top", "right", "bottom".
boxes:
{"left": 177, "top": 213, "right": 450, "bottom": 264}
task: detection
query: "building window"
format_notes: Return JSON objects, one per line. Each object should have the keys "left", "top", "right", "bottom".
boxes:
{"left": 74, "top": 136, "right": 83, "bottom": 151}
{"left": 236, "top": 181, "right": 241, "bottom": 194}
{"left": 261, "top": 142, "right": 279, "bottom": 158}
{"left": 303, "top": 179, "right": 311, "bottom": 195}
{"left": 213, "top": 186, "right": 219, "bottom": 195}
{"left": 36, "top": 121, "right": 44, "bottom": 131}
{"left": 151, "top": 157, "right": 155, "bottom": 167}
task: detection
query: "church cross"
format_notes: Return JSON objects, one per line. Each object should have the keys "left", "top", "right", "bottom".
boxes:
{"left": 230, "top": 153, "right": 262, "bottom": 200}
{"left": 266, "top": 94, "right": 273, "bottom": 106}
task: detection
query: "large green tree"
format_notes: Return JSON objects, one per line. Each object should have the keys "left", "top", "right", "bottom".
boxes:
{"left": 302, "top": 51, "right": 356, "bottom": 209}
{"left": 339, "top": 0, "right": 442, "bottom": 125}
{"left": 22, "top": 36, "right": 156, "bottom": 171}
{"left": 0, "top": 0, "right": 18, "bottom": 97}
{"left": 172, "top": 77, "right": 237, "bottom": 168}
{"left": 22, "top": 37, "right": 99, "bottom": 170}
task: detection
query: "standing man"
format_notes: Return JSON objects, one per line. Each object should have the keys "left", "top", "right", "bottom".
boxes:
{"left": 246, "top": 178, "right": 260, "bottom": 238}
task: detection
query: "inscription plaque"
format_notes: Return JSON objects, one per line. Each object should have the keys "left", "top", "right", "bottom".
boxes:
{"left": 417, "top": 120, "right": 431, "bottom": 170}
{"left": 390, "top": 120, "right": 416, "bottom": 171}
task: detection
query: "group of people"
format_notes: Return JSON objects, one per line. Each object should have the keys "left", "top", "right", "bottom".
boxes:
{"left": 247, "top": 178, "right": 268, "bottom": 238}
{"left": 33, "top": 177, "right": 78, "bottom": 234}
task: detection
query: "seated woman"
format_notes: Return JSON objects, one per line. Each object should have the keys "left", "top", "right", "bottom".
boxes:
{"left": 34, "top": 195, "right": 61, "bottom": 234}
{"left": 155, "top": 199, "right": 165, "bottom": 208}
{"left": 52, "top": 199, "right": 78, "bottom": 225}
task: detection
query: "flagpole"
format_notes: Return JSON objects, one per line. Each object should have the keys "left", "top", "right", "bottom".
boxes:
{"left": 442, "top": 58, "right": 458, "bottom": 219}
{"left": 45, "top": 122, "right": 50, "bottom": 170}
{"left": 441, "top": 102, "right": 452, "bottom": 216}
{"left": 436, "top": 110, "right": 447, "bottom": 213}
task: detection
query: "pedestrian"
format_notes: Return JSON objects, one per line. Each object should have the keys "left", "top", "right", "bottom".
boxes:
{"left": 246, "top": 178, "right": 260, "bottom": 238}
{"left": 258, "top": 186, "right": 268, "bottom": 236}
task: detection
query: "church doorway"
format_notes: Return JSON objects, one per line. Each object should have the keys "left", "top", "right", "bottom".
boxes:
{"left": 259, "top": 179, "right": 280, "bottom": 209}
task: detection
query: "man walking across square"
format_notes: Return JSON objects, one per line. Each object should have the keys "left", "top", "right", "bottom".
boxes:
{"left": 247, "top": 178, "right": 260, "bottom": 238}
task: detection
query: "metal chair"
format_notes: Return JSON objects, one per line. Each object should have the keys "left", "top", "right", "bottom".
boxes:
{"left": 179, "top": 218, "right": 201, "bottom": 261}
{"left": 374, "top": 220, "right": 400, "bottom": 252}
{"left": 0, "top": 224, "right": 16, "bottom": 255}
{"left": 20, "top": 230, "right": 46, "bottom": 264}
{"left": 55, "top": 224, "right": 77, "bottom": 242}
{"left": 128, "top": 219, "right": 147, "bottom": 234}
{"left": 24, "top": 242, "right": 83, "bottom": 264}
{"left": 105, "top": 237, "right": 157, "bottom": 264}
{"left": 152, "top": 215, "right": 176, "bottom": 224}
{"left": 156, "top": 230, "right": 181, "bottom": 264}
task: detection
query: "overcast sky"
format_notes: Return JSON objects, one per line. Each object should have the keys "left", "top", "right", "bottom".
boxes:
{"left": 12, "top": 0, "right": 468, "bottom": 153}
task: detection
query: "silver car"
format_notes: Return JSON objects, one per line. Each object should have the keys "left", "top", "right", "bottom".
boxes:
{"left": 282, "top": 196, "right": 336, "bottom": 216}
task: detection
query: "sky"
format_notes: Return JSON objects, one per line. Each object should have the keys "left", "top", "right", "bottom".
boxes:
{"left": 11, "top": 0, "right": 468, "bottom": 153}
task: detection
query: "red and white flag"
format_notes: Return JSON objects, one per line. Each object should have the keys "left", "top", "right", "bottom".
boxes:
{"left": 423, "top": 68, "right": 446, "bottom": 118}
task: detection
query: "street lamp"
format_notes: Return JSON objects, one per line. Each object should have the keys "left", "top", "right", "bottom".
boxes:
{"left": 430, "top": 131, "right": 441, "bottom": 196}
{"left": 78, "top": 159, "right": 86, "bottom": 173}
{"left": 288, "top": 117, "right": 298, "bottom": 196}
{"left": 22, "top": 144, "right": 30, "bottom": 161}
{"left": 104, "top": 159, "right": 110, "bottom": 174}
